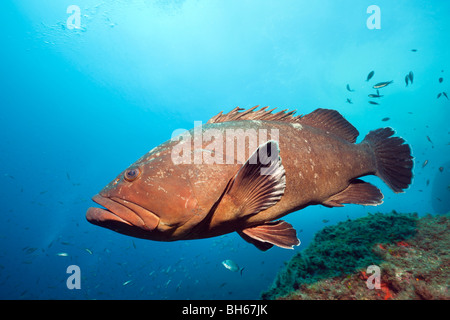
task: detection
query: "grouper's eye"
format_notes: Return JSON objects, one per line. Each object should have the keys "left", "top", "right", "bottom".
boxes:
{"left": 124, "top": 168, "right": 141, "bottom": 182}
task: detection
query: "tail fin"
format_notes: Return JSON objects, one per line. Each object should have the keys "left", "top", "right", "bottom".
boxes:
{"left": 363, "top": 128, "right": 413, "bottom": 193}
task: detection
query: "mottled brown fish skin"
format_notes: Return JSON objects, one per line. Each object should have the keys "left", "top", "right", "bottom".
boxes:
{"left": 190, "top": 121, "right": 375, "bottom": 238}
{"left": 86, "top": 107, "right": 413, "bottom": 250}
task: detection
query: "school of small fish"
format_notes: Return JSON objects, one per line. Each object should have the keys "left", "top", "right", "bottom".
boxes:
{"left": 3, "top": 228, "right": 262, "bottom": 299}
{"left": 344, "top": 52, "right": 448, "bottom": 124}
{"left": 342, "top": 50, "right": 447, "bottom": 201}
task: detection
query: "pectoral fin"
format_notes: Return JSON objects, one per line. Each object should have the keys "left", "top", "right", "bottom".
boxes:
{"left": 238, "top": 220, "right": 300, "bottom": 251}
{"left": 211, "top": 140, "right": 286, "bottom": 225}
{"left": 323, "top": 179, "right": 383, "bottom": 207}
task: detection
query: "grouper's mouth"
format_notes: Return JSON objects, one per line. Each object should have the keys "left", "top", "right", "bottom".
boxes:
{"left": 86, "top": 194, "right": 160, "bottom": 232}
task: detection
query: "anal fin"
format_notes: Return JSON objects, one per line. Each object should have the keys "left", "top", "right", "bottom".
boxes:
{"left": 323, "top": 179, "right": 384, "bottom": 207}
{"left": 238, "top": 220, "right": 300, "bottom": 251}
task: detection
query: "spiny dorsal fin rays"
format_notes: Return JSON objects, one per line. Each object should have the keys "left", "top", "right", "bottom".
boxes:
{"left": 236, "top": 105, "right": 260, "bottom": 119}
{"left": 207, "top": 105, "right": 303, "bottom": 124}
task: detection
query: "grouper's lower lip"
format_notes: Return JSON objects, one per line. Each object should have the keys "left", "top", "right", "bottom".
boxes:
{"left": 86, "top": 206, "right": 132, "bottom": 226}
{"left": 86, "top": 194, "right": 160, "bottom": 231}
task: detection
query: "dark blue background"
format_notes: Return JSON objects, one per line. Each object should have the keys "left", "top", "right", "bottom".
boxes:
{"left": 1, "top": 0, "right": 449, "bottom": 299}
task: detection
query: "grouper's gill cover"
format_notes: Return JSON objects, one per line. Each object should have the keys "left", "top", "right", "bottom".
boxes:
{"left": 86, "top": 107, "right": 413, "bottom": 251}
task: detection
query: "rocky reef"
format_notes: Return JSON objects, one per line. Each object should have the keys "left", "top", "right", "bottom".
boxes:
{"left": 261, "top": 211, "right": 449, "bottom": 300}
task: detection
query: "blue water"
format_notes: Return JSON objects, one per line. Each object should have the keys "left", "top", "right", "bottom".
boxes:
{"left": 1, "top": 1, "right": 449, "bottom": 300}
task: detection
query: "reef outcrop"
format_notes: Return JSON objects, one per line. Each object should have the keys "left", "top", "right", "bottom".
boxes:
{"left": 261, "top": 212, "right": 449, "bottom": 300}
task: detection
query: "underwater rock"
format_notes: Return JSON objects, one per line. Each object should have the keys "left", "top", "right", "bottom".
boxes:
{"left": 261, "top": 212, "right": 449, "bottom": 300}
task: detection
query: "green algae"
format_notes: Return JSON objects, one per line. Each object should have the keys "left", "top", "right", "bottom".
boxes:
{"left": 262, "top": 211, "right": 418, "bottom": 300}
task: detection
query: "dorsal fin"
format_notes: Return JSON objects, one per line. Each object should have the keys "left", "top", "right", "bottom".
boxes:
{"left": 299, "top": 108, "right": 359, "bottom": 143}
{"left": 207, "top": 105, "right": 303, "bottom": 124}
{"left": 207, "top": 107, "right": 358, "bottom": 143}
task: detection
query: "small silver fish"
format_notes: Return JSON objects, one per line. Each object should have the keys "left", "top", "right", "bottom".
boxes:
{"left": 366, "top": 71, "right": 375, "bottom": 81}
{"left": 373, "top": 81, "right": 393, "bottom": 89}
{"left": 122, "top": 280, "right": 132, "bottom": 286}
{"left": 405, "top": 75, "right": 409, "bottom": 87}
{"left": 346, "top": 84, "right": 355, "bottom": 92}
{"left": 222, "top": 259, "right": 244, "bottom": 275}
{"left": 368, "top": 101, "right": 379, "bottom": 105}
{"left": 56, "top": 252, "right": 68, "bottom": 257}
